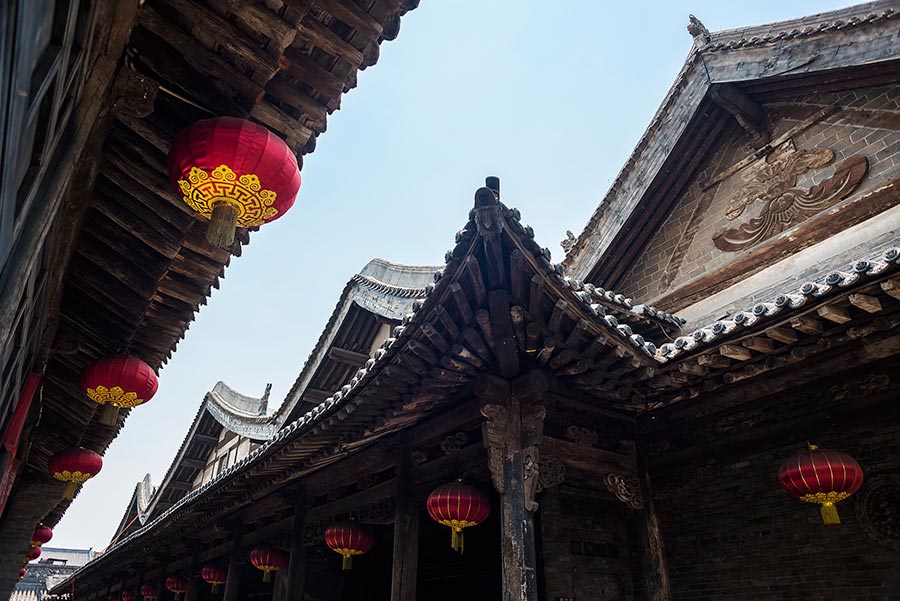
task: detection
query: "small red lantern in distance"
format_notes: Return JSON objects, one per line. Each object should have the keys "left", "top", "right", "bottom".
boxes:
{"left": 81, "top": 355, "right": 158, "bottom": 426}
{"left": 167, "top": 117, "right": 302, "bottom": 247}
{"left": 18, "top": 568, "right": 25, "bottom": 580}
{"left": 121, "top": 591, "right": 134, "bottom": 601}
{"left": 325, "top": 522, "right": 375, "bottom": 570}
{"left": 779, "top": 444, "right": 864, "bottom": 525}
{"left": 139, "top": 584, "right": 158, "bottom": 601}
{"left": 30, "top": 525, "right": 52, "bottom": 547}
{"left": 427, "top": 480, "right": 490, "bottom": 554}
{"left": 201, "top": 564, "right": 227, "bottom": 593}
{"left": 25, "top": 546, "right": 41, "bottom": 562}
{"left": 249, "top": 547, "right": 287, "bottom": 583}
{"left": 166, "top": 576, "right": 189, "bottom": 601}
{"left": 48, "top": 447, "right": 103, "bottom": 500}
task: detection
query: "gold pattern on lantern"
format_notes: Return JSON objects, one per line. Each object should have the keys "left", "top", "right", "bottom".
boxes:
{"left": 52, "top": 470, "right": 95, "bottom": 483}
{"left": 798, "top": 491, "right": 851, "bottom": 504}
{"left": 86, "top": 386, "right": 144, "bottom": 408}
{"left": 178, "top": 165, "right": 279, "bottom": 227}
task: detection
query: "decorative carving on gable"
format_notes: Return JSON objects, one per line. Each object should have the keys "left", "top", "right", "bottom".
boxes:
{"left": 440, "top": 432, "right": 469, "bottom": 455}
{"left": 537, "top": 459, "right": 566, "bottom": 492}
{"left": 830, "top": 372, "right": 890, "bottom": 401}
{"left": 855, "top": 474, "right": 900, "bottom": 551}
{"left": 713, "top": 142, "right": 868, "bottom": 252}
{"left": 566, "top": 425, "right": 599, "bottom": 447}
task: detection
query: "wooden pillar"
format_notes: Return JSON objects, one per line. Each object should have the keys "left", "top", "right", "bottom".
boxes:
{"left": 636, "top": 441, "right": 672, "bottom": 601}
{"left": 390, "top": 451, "right": 418, "bottom": 601}
{"left": 222, "top": 529, "right": 243, "bottom": 601}
{"left": 477, "top": 371, "right": 548, "bottom": 601}
{"left": 184, "top": 546, "right": 201, "bottom": 601}
{"left": 284, "top": 490, "right": 308, "bottom": 601}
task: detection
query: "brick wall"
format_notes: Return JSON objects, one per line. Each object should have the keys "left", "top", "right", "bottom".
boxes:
{"left": 618, "top": 85, "right": 900, "bottom": 309}
{"left": 648, "top": 368, "right": 900, "bottom": 601}
{"left": 539, "top": 487, "right": 634, "bottom": 601}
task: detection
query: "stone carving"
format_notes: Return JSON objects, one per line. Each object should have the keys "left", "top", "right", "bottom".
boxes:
{"left": 604, "top": 473, "right": 643, "bottom": 510}
{"left": 440, "top": 431, "right": 469, "bottom": 455}
{"left": 830, "top": 373, "right": 890, "bottom": 401}
{"left": 713, "top": 142, "right": 868, "bottom": 251}
{"left": 687, "top": 14, "right": 710, "bottom": 40}
{"left": 855, "top": 474, "right": 900, "bottom": 551}
{"left": 560, "top": 230, "right": 577, "bottom": 253}
{"left": 566, "top": 425, "right": 598, "bottom": 447}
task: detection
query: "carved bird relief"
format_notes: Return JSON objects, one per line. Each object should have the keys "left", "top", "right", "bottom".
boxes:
{"left": 713, "top": 144, "right": 868, "bottom": 252}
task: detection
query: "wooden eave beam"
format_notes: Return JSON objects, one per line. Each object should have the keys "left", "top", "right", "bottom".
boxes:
{"left": 541, "top": 436, "right": 636, "bottom": 475}
{"left": 327, "top": 346, "right": 369, "bottom": 366}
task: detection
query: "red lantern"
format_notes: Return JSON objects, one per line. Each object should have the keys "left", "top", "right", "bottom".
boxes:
{"left": 18, "top": 568, "right": 25, "bottom": 580}
{"left": 201, "top": 564, "right": 227, "bottom": 593}
{"left": 249, "top": 546, "right": 287, "bottom": 583}
{"left": 165, "top": 576, "right": 188, "bottom": 601}
{"left": 30, "top": 525, "right": 52, "bottom": 547}
{"left": 81, "top": 355, "right": 158, "bottom": 425}
{"left": 779, "top": 444, "right": 864, "bottom": 525}
{"left": 25, "top": 546, "right": 41, "bottom": 562}
{"left": 325, "top": 522, "right": 374, "bottom": 571}
{"left": 139, "top": 584, "right": 158, "bottom": 601}
{"left": 427, "top": 480, "right": 490, "bottom": 554}
{"left": 167, "top": 117, "right": 302, "bottom": 247}
{"left": 48, "top": 447, "right": 103, "bottom": 500}
{"left": 122, "top": 591, "right": 134, "bottom": 601}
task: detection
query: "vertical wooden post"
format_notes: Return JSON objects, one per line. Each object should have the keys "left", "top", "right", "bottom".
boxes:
{"left": 477, "top": 371, "right": 547, "bottom": 601}
{"left": 637, "top": 442, "right": 672, "bottom": 601}
{"left": 184, "top": 546, "right": 201, "bottom": 601}
{"left": 222, "top": 529, "right": 243, "bottom": 601}
{"left": 390, "top": 450, "right": 418, "bottom": 601}
{"left": 284, "top": 489, "right": 308, "bottom": 601}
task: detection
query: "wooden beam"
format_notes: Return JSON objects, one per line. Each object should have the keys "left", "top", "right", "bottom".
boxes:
{"left": 742, "top": 336, "right": 775, "bottom": 353}
{"left": 709, "top": 83, "right": 768, "bottom": 144}
{"left": 817, "top": 304, "right": 851, "bottom": 324}
{"left": 541, "top": 437, "right": 636, "bottom": 475}
{"left": 636, "top": 442, "right": 672, "bottom": 601}
{"left": 390, "top": 452, "right": 417, "bottom": 601}
{"left": 881, "top": 279, "right": 900, "bottom": 301}
{"left": 848, "top": 293, "right": 882, "bottom": 314}
{"left": 222, "top": 530, "right": 243, "bottom": 601}
{"left": 718, "top": 344, "right": 753, "bottom": 361}
{"left": 284, "top": 490, "right": 307, "bottom": 601}
{"left": 765, "top": 327, "right": 798, "bottom": 344}
{"left": 327, "top": 346, "right": 369, "bottom": 366}
{"left": 790, "top": 315, "right": 823, "bottom": 335}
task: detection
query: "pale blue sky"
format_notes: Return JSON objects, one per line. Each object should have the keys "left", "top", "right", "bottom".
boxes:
{"left": 53, "top": 1, "right": 855, "bottom": 550}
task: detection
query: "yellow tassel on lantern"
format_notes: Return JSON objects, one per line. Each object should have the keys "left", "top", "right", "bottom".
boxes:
{"left": 451, "top": 528, "right": 465, "bottom": 554}
{"left": 262, "top": 570, "right": 272, "bottom": 583}
{"left": 820, "top": 502, "right": 841, "bottom": 525}
{"left": 63, "top": 482, "right": 77, "bottom": 500}
{"left": 342, "top": 554, "right": 352, "bottom": 571}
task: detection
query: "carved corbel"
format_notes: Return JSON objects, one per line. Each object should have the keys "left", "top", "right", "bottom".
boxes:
{"left": 522, "top": 404, "right": 546, "bottom": 511}
{"left": 480, "top": 403, "right": 507, "bottom": 494}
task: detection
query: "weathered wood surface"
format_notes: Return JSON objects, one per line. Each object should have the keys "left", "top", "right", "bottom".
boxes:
{"left": 390, "top": 452, "right": 418, "bottom": 601}
{"left": 637, "top": 443, "right": 672, "bottom": 601}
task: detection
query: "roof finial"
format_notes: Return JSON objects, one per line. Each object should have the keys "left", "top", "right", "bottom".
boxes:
{"left": 687, "top": 14, "right": 710, "bottom": 47}
{"left": 560, "top": 230, "right": 576, "bottom": 253}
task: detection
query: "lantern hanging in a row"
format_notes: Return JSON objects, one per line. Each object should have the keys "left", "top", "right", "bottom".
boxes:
{"left": 18, "top": 568, "right": 25, "bottom": 581}
{"left": 24, "top": 546, "right": 40, "bottom": 563}
{"left": 139, "top": 584, "right": 158, "bottom": 601}
{"left": 30, "top": 525, "right": 52, "bottom": 547}
{"left": 250, "top": 546, "right": 287, "bottom": 583}
{"left": 81, "top": 355, "right": 158, "bottom": 426}
{"left": 166, "top": 576, "right": 189, "bottom": 601}
{"left": 325, "top": 522, "right": 374, "bottom": 571}
{"left": 427, "top": 480, "right": 490, "bottom": 554}
{"left": 167, "top": 117, "right": 302, "bottom": 247}
{"left": 121, "top": 591, "right": 134, "bottom": 601}
{"left": 778, "top": 444, "right": 864, "bottom": 525}
{"left": 48, "top": 447, "right": 103, "bottom": 500}
{"left": 202, "top": 564, "right": 227, "bottom": 593}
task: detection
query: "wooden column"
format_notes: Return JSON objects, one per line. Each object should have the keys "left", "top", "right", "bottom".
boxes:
{"left": 636, "top": 441, "right": 672, "bottom": 601}
{"left": 478, "top": 371, "right": 548, "bottom": 601}
{"left": 284, "top": 490, "right": 308, "bottom": 601}
{"left": 222, "top": 529, "right": 243, "bottom": 601}
{"left": 390, "top": 450, "right": 418, "bottom": 601}
{"left": 184, "top": 546, "right": 201, "bottom": 601}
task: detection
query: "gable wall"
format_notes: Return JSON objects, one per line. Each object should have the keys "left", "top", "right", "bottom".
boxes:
{"left": 618, "top": 85, "right": 900, "bottom": 323}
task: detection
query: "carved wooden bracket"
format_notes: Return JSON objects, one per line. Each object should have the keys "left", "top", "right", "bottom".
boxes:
{"left": 604, "top": 473, "right": 643, "bottom": 510}
{"left": 480, "top": 403, "right": 507, "bottom": 494}
{"left": 565, "top": 425, "right": 598, "bottom": 447}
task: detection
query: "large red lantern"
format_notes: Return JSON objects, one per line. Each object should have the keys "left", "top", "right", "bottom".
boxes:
{"left": 30, "top": 525, "right": 52, "bottom": 547}
{"left": 139, "top": 584, "right": 158, "bottom": 601}
{"left": 325, "top": 522, "right": 374, "bottom": 571}
{"left": 25, "top": 546, "right": 41, "bottom": 562}
{"left": 249, "top": 546, "right": 287, "bottom": 583}
{"left": 167, "top": 117, "right": 301, "bottom": 247}
{"left": 48, "top": 447, "right": 103, "bottom": 500}
{"left": 81, "top": 355, "right": 158, "bottom": 425}
{"left": 427, "top": 480, "right": 490, "bottom": 554}
{"left": 165, "top": 576, "right": 188, "bottom": 601}
{"left": 778, "top": 444, "right": 864, "bottom": 525}
{"left": 201, "top": 564, "right": 227, "bottom": 593}
{"left": 121, "top": 591, "right": 134, "bottom": 601}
